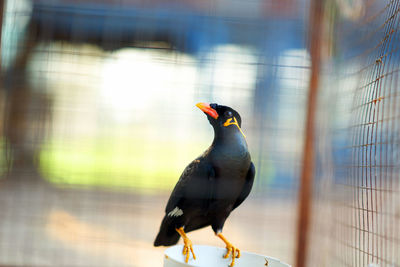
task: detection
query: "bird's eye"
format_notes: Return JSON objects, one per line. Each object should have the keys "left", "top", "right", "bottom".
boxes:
{"left": 224, "top": 111, "right": 232, "bottom": 117}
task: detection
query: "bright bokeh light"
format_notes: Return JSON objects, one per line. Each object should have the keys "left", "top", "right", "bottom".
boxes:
{"left": 101, "top": 49, "right": 197, "bottom": 123}
{"left": 33, "top": 43, "right": 259, "bottom": 191}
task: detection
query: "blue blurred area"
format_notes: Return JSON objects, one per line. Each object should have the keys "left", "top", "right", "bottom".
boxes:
{"left": 30, "top": 1, "right": 306, "bottom": 54}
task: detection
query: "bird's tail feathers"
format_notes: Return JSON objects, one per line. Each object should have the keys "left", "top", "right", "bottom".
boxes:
{"left": 154, "top": 216, "right": 180, "bottom": 246}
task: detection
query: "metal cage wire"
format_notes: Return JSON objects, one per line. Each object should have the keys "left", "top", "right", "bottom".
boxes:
{"left": 309, "top": 1, "right": 400, "bottom": 266}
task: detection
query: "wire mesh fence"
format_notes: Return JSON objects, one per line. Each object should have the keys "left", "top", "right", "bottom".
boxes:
{"left": 309, "top": 0, "right": 400, "bottom": 266}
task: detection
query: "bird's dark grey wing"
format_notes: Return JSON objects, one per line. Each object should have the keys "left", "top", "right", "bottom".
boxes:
{"left": 165, "top": 158, "right": 215, "bottom": 214}
{"left": 232, "top": 162, "right": 255, "bottom": 210}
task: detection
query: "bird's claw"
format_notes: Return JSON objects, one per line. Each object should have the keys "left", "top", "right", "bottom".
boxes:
{"left": 182, "top": 238, "right": 196, "bottom": 263}
{"left": 224, "top": 244, "right": 240, "bottom": 267}
{"left": 176, "top": 227, "right": 196, "bottom": 263}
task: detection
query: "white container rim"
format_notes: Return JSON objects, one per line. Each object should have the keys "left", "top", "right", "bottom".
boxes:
{"left": 164, "top": 244, "right": 292, "bottom": 267}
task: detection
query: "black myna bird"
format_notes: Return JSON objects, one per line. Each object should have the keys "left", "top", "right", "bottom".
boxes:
{"left": 154, "top": 103, "right": 255, "bottom": 267}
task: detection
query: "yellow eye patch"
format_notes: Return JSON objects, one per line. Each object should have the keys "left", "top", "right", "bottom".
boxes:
{"left": 223, "top": 117, "right": 246, "bottom": 138}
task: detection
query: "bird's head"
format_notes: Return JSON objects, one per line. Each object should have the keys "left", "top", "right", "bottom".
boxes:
{"left": 196, "top": 102, "right": 246, "bottom": 138}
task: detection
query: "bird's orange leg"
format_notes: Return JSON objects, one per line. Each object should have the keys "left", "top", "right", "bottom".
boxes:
{"left": 176, "top": 227, "right": 196, "bottom": 263}
{"left": 217, "top": 233, "right": 240, "bottom": 267}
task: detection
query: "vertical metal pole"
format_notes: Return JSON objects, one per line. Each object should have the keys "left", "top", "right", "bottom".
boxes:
{"left": 0, "top": 0, "right": 5, "bottom": 71}
{"left": 295, "top": 0, "right": 323, "bottom": 266}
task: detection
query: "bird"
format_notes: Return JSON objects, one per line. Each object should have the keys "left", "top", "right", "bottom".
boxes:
{"left": 154, "top": 102, "right": 255, "bottom": 267}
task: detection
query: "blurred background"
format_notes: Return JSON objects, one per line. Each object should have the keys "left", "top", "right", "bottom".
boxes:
{"left": 0, "top": 0, "right": 399, "bottom": 266}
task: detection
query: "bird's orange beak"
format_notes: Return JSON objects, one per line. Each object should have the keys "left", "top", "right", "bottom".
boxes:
{"left": 196, "top": 103, "right": 219, "bottom": 119}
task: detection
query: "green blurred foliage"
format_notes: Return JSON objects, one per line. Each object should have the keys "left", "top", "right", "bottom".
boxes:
{"left": 39, "top": 137, "right": 207, "bottom": 191}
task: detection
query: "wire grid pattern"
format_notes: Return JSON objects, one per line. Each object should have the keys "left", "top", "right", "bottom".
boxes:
{"left": 309, "top": 1, "right": 400, "bottom": 266}
{"left": 0, "top": 1, "right": 310, "bottom": 266}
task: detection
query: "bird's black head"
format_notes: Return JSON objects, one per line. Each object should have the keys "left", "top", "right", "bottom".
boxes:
{"left": 196, "top": 102, "right": 245, "bottom": 138}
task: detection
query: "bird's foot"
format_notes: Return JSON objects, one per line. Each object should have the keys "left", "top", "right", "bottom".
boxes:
{"left": 182, "top": 236, "right": 196, "bottom": 263}
{"left": 223, "top": 242, "right": 240, "bottom": 267}
{"left": 217, "top": 233, "right": 240, "bottom": 267}
{"left": 176, "top": 227, "right": 196, "bottom": 263}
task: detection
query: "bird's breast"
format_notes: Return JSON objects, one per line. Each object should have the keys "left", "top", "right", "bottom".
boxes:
{"left": 217, "top": 137, "right": 249, "bottom": 160}
{"left": 212, "top": 143, "right": 250, "bottom": 176}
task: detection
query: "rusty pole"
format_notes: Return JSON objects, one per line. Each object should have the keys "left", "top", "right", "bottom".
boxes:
{"left": 0, "top": 0, "right": 4, "bottom": 71}
{"left": 295, "top": 0, "right": 324, "bottom": 266}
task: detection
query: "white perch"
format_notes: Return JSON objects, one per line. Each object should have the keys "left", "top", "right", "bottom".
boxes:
{"left": 164, "top": 245, "right": 291, "bottom": 267}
